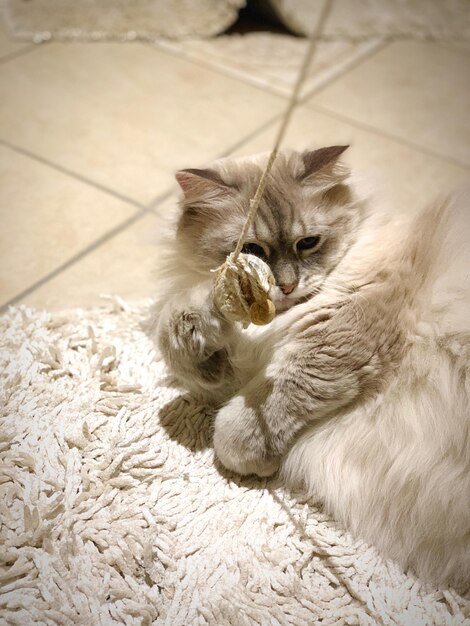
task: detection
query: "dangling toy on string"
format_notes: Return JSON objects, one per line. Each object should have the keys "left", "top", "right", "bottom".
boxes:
{"left": 212, "top": 0, "right": 334, "bottom": 327}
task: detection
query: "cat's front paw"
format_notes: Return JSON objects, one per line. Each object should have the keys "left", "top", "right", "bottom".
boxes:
{"left": 168, "top": 307, "right": 225, "bottom": 362}
{"left": 213, "top": 396, "right": 280, "bottom": 478}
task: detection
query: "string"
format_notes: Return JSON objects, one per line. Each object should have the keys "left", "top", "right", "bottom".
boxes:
{"left": 231, "top": 0, "right": 335, "bottom": 262}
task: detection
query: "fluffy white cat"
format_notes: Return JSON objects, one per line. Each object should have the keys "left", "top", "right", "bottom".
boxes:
{"left": 150, "top": 146, "right": 470, "bottom": 592}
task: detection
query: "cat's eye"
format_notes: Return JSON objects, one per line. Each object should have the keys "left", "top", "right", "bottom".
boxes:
{"left": 241, "top": 242, "right": 266, "bottom": 258}
{"left": 296, "top": 236, "right": 321, "bottom": 252}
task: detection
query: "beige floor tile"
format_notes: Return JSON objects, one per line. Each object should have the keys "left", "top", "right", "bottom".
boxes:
{"left": 229, "top": 105, "right": 470, "bottom": 216}
{"left": 20, "top": 107, "right": 470, "bottom": 312}
{"left": 0, "top": 145, "right": 136, "bottom": 306}
{"left": 0, "top": 16, "right": 31, "bottom": 59}
{"left": 0, "top": 41, "right": 284, "bottom": 205}
{"left": 454, "top": 41, "right": 470, "bottom": 54}
{"left": 156, "top": 34, "right": 380, "bottom": 97}
{"left": 151, "top": 191, "right": 180, "bottom": 216}
{"left": 440, "top": 41, "right": 470, "bottom": 55}
{"left": 22, "top": 213, "right": 162, "bottom": 310}
{"left": 311, "top": 42, "right": 470, "bottom": 166}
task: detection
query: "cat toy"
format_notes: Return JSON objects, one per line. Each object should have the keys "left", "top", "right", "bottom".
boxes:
{"left": 212, "top": 0, "right": 333, "bottom": 327}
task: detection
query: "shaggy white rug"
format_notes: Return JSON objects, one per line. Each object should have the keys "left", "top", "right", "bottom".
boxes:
{"left": 1, "top": 301, "right": 469, "bottom": 626}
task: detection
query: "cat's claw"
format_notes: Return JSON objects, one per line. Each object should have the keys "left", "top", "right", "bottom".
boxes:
{"left": 171, "top": 311, "right": 206, "bottom": 358}
{"left": 169, "top": 309, "right": 225, "bottom": 361}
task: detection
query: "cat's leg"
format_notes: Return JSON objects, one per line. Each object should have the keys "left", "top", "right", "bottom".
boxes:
{"left": 214, "top": 290, "right": 404, "bottom": 476}
{"left": 213, "top": 366, "right": 312, "bottom": 477}
{"left": 156, "top": 289, "right": 238, "bottom": 402}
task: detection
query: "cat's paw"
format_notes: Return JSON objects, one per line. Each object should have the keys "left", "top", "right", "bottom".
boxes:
{"left": 213, "top": 397, "right": 280, "bottom": 478}
{"left": 168, "top": 308, "right": 225, "bottom": 362}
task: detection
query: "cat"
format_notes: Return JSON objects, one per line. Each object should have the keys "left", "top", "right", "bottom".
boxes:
{"left": 150, "top": 146, "right": 470, "bottom": 592}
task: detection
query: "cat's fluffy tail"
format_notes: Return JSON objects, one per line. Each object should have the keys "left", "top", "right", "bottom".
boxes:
{"left": 281, "top": 193, "right": 470, "bottom": 590}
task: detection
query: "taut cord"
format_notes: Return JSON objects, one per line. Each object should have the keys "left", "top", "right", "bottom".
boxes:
{"left": 213, "top": 0, "right": 334, "bottom": 326}
{"left": 232, "top": 0, "right": 335, "bottom": 261}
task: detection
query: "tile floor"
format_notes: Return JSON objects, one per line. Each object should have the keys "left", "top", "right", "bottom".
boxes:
{"left": 0, "top": 16, "right": 469, "bottom": 312}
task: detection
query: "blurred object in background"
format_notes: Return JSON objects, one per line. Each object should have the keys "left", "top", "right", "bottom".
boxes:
{"left": 4, "top": 0, "right": 470, "bottom": 43}
{"left": 3, "top": 0, "right": 246, "bottom": 43}
{"left": 254, "top": 0, "right": 470, "bottom": 40}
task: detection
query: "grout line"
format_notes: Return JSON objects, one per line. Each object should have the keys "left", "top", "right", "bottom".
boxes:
{"left": 146, "top": 40, "right": 288, "bottom": 101}
{"left": 149, "top": 38, "right": 290, "bottom": 99}
{"left": 306, "top": 102, "right": 470, "bottom": 170}
{"left": 144, "top": 39, "right": 387, "bottom": 208}
{"left": 145, "top": 187, "right": 178, "bottom": 211}
{"left": 148, "top": 37, "right": 387, "bottom": 103}
{"left": 0, "top": 35, "right": 386, "bottom": 219}
{"left": 0, "top": 139, "right": 148, "bottom": 210}
{"left": 146, "top": 186, "right": 177, "bottom": 212}
{"left": 145, "top": 114, "right": 286, "bottom": 209}
{"left": 141, "top": 39, "right": 388, "bottom": 172}
{"left": 5, "top": 34, "right": 464, "bottom": 312}
{"left": 217, "top": 113, "right": 285, "bottom": 157}
{"left": 181, "top": 40, "right": 386, "bottom": 163}
{"left": 299, "top": 39, "right": 386, "bottom": 102}
{"left": 0, "top": 186, "right": 176, "bottom": 311}
{"left": 2, "top": 112, "right": 283, "bottom": 309}
{"left": 0, "top": 30, "right": 385, "bottom": 313}
{"left": 0, "top": 43, "right": 38, "bottom": 65}
{"left": 0, "top": 210, "right": 149, "bottom": 313}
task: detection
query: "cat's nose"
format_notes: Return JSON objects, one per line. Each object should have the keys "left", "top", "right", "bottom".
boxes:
{"left": 280, "top": 283, "right": 296, "bottom": 295}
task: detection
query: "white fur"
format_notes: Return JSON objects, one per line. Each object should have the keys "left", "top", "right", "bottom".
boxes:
{"left": 281, "top": 194, "right": 470, "bottom": 590}
{"left": 151, "top": 152, "right": 470, "bottom": 591}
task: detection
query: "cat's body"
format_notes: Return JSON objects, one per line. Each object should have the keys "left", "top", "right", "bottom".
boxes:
{"left": 151, "top": 147, "right": 470, "bottom": 591}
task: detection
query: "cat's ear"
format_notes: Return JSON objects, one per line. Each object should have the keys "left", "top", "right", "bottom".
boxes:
{"left": 175, "top": 168, "right": 232, "bottom": 201}
{"left": 298, "top": 145, "right": 349, "bottom": 189}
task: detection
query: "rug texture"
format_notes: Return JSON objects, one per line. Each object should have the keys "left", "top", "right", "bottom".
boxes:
{"left": 262, "top": 0, "right": 470, "bottom": 39}
{"left": 1, "top": 301, "right": 469, "bottom": 626}
{"left": 4, "top": 0, "right": 470, "bottom": 42}
{"left": 3, "top": 0, "right": 245, "bottom": 42}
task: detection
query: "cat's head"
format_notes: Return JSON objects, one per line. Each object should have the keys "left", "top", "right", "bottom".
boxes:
{"left": 175, "top": 146, "right": 362, "bottom": 312}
